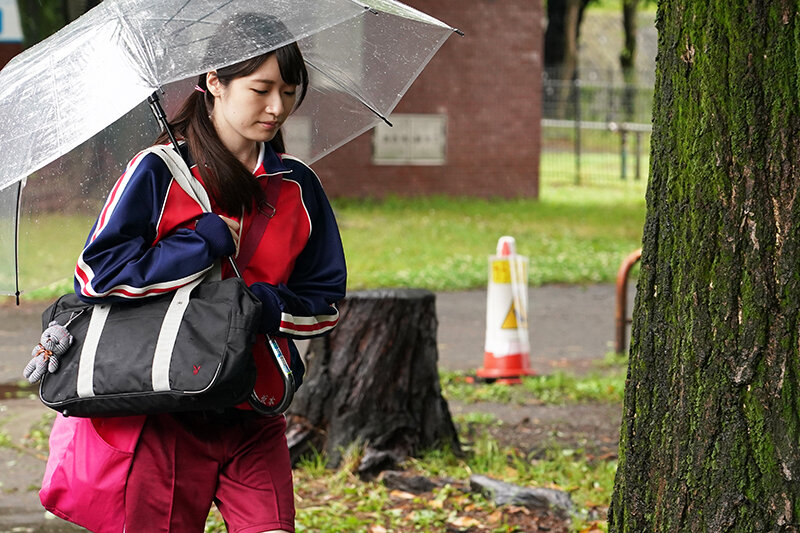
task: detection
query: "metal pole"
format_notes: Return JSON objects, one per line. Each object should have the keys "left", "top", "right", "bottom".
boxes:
{"left": 620, "top": 127, "right": 628, "bottom": 181}
{"left": 607, "top": 67, "right": 614, "bottom": 123}
{"left": 574, "top": 78, "right": 581, "bottom": 186}
{"left": 615, "top": 248, "right": 642, "bottom": 354}
{"left": 635, "top": 131, "right": 642, "bottom": 181}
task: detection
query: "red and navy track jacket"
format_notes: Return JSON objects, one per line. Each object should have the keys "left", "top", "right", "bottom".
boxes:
{"left": 74, "top": 142, "right": 347, "bottom": 390}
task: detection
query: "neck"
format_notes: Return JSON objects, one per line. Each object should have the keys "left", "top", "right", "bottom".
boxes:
{"left": 211, "top": 118, "right": 258, "bottom": 170}
{"left": 233, "top": 143, "right": 259, "bottom": 171}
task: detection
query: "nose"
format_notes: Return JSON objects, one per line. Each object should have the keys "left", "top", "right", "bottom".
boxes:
{"left": 265, "top": 92, "right": 284, "bottom": 117}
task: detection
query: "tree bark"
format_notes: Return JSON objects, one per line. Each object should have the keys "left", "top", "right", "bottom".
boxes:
{"left": 619, "top": 0, "right": 639, "bottom": 121}
{"left": 286, "top": 289, "right": 460, "bottom": 477}
{"left": 619, "top": 0, "right": 638, "bottom": 73}
{"left": 545, "top": 0, "right": 589, "bottom": 118}
{"left": 610, "top": 1, "right": 800, "bottom": 531}
{"left": 17, "top": 0, "right": 101, "bottom": 46}
{"left": 544, "top": 0, "right": 593, "bottom": 78}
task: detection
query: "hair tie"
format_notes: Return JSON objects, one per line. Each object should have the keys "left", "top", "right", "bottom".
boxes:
{"left": 194, "top": 85, "right": 207, "bottom": 94}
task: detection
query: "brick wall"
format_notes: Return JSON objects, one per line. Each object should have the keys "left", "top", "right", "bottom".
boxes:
{"left": 0, "top": 43, "right": 23, "bottom": 69}
{"left": 309, "top": 0, "right": 543, "bottom": 199}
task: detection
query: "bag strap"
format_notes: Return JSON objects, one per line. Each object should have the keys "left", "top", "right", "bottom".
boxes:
{"left": 152, "top": 144, "right": 212, "bottom": 212}
{"left": 234, "top": 173, "right": 282, "bottom": 272}
{"left": 150, "top": 144, "right": 282, "bottom": 274}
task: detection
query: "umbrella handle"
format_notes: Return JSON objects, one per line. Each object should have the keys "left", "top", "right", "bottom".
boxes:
{"left": 248, "top": 335, "right": 295, "bottom": 416}
{"left": 147, "top": 91, "right": 185, "bottom": 164}
{"left": 228, "top": 255, "right": 295, "bottom": 416}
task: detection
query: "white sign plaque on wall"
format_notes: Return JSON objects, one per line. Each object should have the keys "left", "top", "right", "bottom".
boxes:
{"left": 372, "top": 114, "right": 447, "bottom": 165}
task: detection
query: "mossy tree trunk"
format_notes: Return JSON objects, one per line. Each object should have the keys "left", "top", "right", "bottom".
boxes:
{"left": 610, "top": 2, "right": 800, "bottom": 531}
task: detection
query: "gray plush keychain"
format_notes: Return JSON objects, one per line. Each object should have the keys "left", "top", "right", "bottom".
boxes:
{"left": 23, "top": 311, "right": 83, "bottom": 383}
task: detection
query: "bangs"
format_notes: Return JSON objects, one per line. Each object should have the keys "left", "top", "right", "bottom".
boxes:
{"left": 276, "top": 43, "right": 309, "bottom": 106}
{"left": 276, "top": 44, "right": 306, "bottom": 86}
{"left": 216, "top": 43, "right": 308, "bottom": 107}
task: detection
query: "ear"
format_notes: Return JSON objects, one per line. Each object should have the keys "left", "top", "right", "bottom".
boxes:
{"left": 206, "top": 71, "right": 222, "bottom": 97}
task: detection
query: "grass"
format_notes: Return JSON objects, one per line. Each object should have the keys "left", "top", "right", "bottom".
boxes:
{"left": 3, "top": 214, "right": 93, "bottom": 300}
{"left": 541, "top": 146, "right": 651, "bottom": 185}
{"left": 199, "top": 359, "right": 626, "bottom": 532}
{"left": 441, "top": 368, "right": 626, "bottom": 406}
{"left": 205, "top": 432, "right": 616, "bottom": 533}
{"left": 589, "top": 0, "right": 657, "bottom": 14}
{"left": 9, "top": 175, "right": 646, "bottom": 301}
{"left": 336, "top": 179, "right": 645, "bottom": 291}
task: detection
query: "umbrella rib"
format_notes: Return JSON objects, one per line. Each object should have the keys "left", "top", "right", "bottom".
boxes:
{"left": 13, "top": 181, "right": 21, "bottom": 305}
{"left": 166, "top": 0, "right": 238, "bottom": 38}
{"left": 305, "top": 60, "right": 393, "bottom": 127}
{"left": 164, "top": 0, "right": 194, "bottom": 25}
{"left": 361, "top": 102, "right": 393, "bottom": 127}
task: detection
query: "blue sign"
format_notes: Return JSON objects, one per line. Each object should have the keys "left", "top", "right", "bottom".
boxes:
{"left": 0, "top": 1, "right": 23, "bottom": 43}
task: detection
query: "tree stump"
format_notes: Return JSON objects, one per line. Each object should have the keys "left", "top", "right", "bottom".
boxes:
{"left": 286, "top": 289, "right": 460, "bottom": 477}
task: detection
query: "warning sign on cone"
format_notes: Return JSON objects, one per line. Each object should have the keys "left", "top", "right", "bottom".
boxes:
{"left": 476, "top": 236, "right": 535, "bottom": 383}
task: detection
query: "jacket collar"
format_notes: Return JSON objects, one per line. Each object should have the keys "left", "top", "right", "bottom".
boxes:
{"left": 176, "top": 141, "right": 291, "bottom": 178}
{"left": 255, "top": 143, "right": 292, "bottom": 178}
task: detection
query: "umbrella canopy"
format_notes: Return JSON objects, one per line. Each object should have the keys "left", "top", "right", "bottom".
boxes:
{"left": 0, "top": 0, "right": 458, "bottom": 296}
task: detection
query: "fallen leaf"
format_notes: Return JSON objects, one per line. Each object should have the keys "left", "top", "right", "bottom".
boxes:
{"left": 449, "top": 516, "right": 482, "bottom": 528}
{"left": 369, "top": 525, "right": 388, "bottom": 533}
{"left": 389, "top": 490, "right": 416, "bottom": 500}
{"left": 580, "top": 522, "right": 606, "bottom": 533}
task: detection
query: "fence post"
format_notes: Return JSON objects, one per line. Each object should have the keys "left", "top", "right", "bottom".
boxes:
{"left": 620, "top": 126, "right": 628, "bottom": 181}
{"left": 573, "top": 77, "right": 581, "bottom": 185}
{"left": 635, "top": 131, "right": 642, "bottom": 181}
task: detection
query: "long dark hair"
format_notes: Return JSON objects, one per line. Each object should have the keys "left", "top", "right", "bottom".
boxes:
{"left": 158, "top": 16, "right": 309, "bottom": 214}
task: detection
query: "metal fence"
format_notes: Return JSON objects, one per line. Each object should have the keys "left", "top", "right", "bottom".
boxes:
{"left": 541, "top": 69, "right": 654, "bottom": 187}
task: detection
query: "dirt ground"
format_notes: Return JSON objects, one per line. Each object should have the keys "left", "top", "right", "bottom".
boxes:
{"left": 449, "top": 400, "right": 621, "bottom": 459}
{"left": 0, "top": 284, "right": 630, "bottom": 532}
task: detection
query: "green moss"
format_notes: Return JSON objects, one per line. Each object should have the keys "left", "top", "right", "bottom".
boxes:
{"left": 612, "top": 1, "right": 800, "bottom": 531}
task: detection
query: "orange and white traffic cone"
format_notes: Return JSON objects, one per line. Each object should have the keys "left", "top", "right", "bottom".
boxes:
{"left": 476, "top": 236, "right": 535, "bottom": 384}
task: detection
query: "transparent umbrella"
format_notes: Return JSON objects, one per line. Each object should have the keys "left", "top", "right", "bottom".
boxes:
{"left": 0, "top": 0, "right": 459, "bottom": 299}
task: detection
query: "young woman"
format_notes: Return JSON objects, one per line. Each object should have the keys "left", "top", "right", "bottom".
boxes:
{"left": 41, "top": 17, "right": 346, "bottom": 533}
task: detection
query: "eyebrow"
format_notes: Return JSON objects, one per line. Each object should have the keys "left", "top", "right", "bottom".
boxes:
{"left": 251, "top": 78, "right": 297, "bottom": 86}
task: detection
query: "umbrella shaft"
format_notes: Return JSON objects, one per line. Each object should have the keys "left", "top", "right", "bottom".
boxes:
{"left": 146, "top": 93, "right": 243, "bottom": 279}
{"left": 147, "top": 92, "right": 181, "bottom": 156}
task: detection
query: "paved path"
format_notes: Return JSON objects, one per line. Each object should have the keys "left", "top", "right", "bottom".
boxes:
{"left": 436, "top": 284, "right": 634, "bottom": 375}
{"left": 1, "top": 283, "right": 634, "bottom": 384}
{"left": 0, "top": 283, "right": 634, "bottom": 531}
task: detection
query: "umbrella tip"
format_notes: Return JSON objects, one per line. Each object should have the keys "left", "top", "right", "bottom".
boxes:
{"left": 454, "top": 28, "right": 465, "bottom": 37}
{"left": 15, "top": 291, "right": 20, "bottom": 306}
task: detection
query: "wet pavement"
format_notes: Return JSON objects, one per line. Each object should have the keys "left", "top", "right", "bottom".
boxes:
{"left": 0, "top": 283, "right": 634, "bottom": 531}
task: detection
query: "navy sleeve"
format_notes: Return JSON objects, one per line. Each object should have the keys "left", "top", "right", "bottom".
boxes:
{"left": 74, "top": 152, "right": 235, "bottom": 303}
{"left": 249, "top": 166, "right": 346, "bottom": 338}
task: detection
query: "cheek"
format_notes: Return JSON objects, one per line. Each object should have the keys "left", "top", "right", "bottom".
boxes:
{"left": 229, "top": 97, "right": 255, "bottom": 123}
{"left": 283, "top": 96, "right": 297, "bottom": 116}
